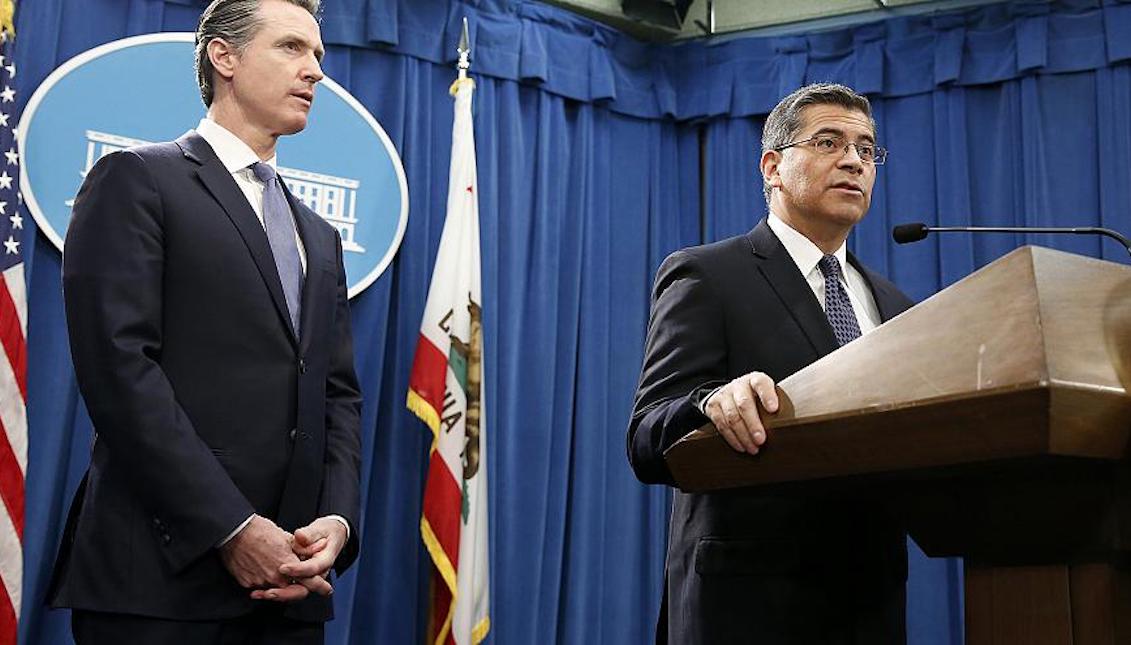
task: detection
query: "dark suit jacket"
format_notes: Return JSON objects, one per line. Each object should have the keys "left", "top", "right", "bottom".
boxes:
{"left": 50, "top": 132, "right": 362, "bottom": 623}
{"left": 628, "top": 219, "right": 915, "bottom": 644}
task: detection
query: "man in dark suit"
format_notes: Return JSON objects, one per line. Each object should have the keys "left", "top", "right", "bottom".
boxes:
{"left": 50, "top": 1, "right": 362, "bottom": 642}
{"left": 628, "top": 83, "right": 915, "bottom": 644}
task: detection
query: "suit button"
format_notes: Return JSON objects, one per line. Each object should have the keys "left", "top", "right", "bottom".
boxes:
{"left": 161, "top": 533, "right": 172, "bottom": 545}
{"left": 289, "top": 428, "right": 297, "bottom": 441}
{"left": 152, "top": 517, "right": 162, "bottom": 528}
{"left": 298, "top": 358, "right": 307, "bottom": 374}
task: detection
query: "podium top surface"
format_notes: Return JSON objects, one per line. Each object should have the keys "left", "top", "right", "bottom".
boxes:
{"left": 665, "top": 246, "right": 1131, "bottom": 492}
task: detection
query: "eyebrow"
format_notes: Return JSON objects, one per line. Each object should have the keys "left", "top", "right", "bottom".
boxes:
{"left": 812, "top": 126, "right": 875, "bottom": 144}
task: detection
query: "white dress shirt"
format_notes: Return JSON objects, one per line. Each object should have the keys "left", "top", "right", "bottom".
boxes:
{"left": 195, "top": 118, "right": 307, "bottom": 272}
{"left": 767, "top": 212, "right": 881, "bottom": 333}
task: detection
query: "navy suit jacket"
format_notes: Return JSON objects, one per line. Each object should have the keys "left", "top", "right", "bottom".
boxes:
{"left": 50, "top": 132, "right": 362, "bottom": 622}
{"left": 628, "top": 219, "right": 915, "bottom": 644}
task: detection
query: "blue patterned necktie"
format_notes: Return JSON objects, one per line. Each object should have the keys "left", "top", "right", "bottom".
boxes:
{"left": 251, "top": 162, "right": 303, "bottom": 335}
{"left": 818, "top": 254, "right": 861, "bottom": 346}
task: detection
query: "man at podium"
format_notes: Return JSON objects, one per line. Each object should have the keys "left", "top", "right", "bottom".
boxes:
{"left": 628, "top": 83, "right": 915, "bottom": 644}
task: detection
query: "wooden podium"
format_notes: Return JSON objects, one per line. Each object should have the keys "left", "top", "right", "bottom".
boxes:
{"left": 664, "top": 246, "right": 1131, "bottom": 645}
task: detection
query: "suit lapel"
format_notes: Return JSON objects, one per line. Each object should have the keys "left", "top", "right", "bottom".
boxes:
{"left": 848, "top": 254, "right": 904, "bottom": 323}
{"left": 177, "top": 132, "right": 298, "bottom": 347}
{"left": 747, "top": 219, "right": 840, "bottom": 358}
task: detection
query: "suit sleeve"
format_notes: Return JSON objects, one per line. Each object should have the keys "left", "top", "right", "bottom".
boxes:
{"left": 318, "top": 232, "right": 362, "bottom": 574}
{"left": 627, "top": 250, "right": 729, "bottom": 487}
{"left": 63, "top": 151, "right": 254, "bottom": 572}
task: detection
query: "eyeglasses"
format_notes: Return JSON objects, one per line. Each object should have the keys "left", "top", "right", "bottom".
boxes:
{"left": 774, "top": 134, "right": 888, "bottom": 165}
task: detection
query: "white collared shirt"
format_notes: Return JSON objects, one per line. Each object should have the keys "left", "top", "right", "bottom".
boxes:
{"left": 767, "top": 212, "right": 882, "bottom": 334}
{"left": 195, "top": 118, "right": 307, "bottom": 272}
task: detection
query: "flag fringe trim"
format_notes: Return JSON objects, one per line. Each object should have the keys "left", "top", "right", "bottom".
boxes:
{"left": 407, "top": 389, "right": 441, "bottom": 437}
{"left": 421, "top": 516, "right": 458, "bottom": 645}
{"left": 472, "top": 616, "right": 490, "bottom": 644}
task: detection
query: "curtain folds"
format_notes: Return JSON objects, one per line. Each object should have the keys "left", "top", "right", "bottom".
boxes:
{"left": 162, "top": 0, "right": 1131, "bottom": 119}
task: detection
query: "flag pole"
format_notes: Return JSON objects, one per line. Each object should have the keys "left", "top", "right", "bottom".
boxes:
{"left": 451, "top": 17, "right": 472, "bottom": 96}
{"left": 457, "top": 17, "right": 470, "bottom": 78}
{"left": 411, "top": 12, "right": 489, "bottom": 645}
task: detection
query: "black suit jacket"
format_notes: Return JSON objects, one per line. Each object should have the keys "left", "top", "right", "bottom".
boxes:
{"left": 628, "top": 219, "right": 915, "bottom": 644}
{"left": 50, "top": 132, "right": 362, "bottom": 622}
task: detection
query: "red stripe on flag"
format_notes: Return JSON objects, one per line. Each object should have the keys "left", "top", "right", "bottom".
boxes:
{"left": 409, "top": 334, "right": 448, "bottom": 415}
{"left": 422, "top": 457, "right": 462, "bottom": 568}
{"left": 0, "top": 570, "right": 15, "bottom": 645}
{"left": 0, "top": 415, "right": 21, "bottom": 540}
{"left": 0, "top": 285, "right": 25, "bottom": 399}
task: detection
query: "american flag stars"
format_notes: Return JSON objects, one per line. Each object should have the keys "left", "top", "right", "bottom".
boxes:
{"left": 0, "top": 25, "right": 27, "bottom": 644}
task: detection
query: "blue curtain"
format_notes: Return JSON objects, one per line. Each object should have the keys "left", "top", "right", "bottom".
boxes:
{"left": 16, "top": 0, "right": 1131, "bottom": 644}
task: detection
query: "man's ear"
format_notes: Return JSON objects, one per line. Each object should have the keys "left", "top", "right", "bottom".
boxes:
{"left": 760, "top": 149, "right": 783, "bottom": 192}
{"left": 208, "top": 38, "right": 238, "bottom": 81}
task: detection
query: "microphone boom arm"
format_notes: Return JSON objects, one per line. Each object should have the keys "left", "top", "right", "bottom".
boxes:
{"left": 895, "top": 224, "right": 1131, "bottom": 259}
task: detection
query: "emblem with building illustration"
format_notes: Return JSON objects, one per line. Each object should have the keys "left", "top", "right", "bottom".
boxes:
{"left": 77, "top": 130, "right": 368, "bottom": 255}
{"left": 20, "top": 33, "right": 407, "bottom": 298}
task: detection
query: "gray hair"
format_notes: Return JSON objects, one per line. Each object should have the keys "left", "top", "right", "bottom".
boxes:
{"left": 194, "top": 0, "right": 321, "bottom": 107}
{"left": 760, "top": 83, "right": 875, "bottom": 204}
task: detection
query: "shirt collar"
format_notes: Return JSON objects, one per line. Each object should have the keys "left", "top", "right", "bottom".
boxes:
{"left": 766, "top": 211, "right": 848, "bottom": 277}
{"left": 196, "top": 118, "right": 277, "bottom": 175}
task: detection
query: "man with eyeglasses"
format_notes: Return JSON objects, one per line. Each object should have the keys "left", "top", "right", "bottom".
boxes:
{"left": 629, "top": 83, "right": 914, "bottom": 644}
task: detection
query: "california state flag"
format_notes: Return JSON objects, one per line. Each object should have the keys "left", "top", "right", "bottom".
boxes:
{"left": 407, "top": 75, "right": 490, "bottom": 645}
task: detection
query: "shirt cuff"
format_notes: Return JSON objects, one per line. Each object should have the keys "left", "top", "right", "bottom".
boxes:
{"left": 697, "top": 385, "right": 724, "bottom": 414}
{"left": 217, "top": 514, "right": 254, "bottom": 548}
{"left": 325, "top": 514, "right": 351, "bottom": 541}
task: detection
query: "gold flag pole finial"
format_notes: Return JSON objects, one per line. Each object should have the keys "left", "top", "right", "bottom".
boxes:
{"left": 1, "top": 0, "right": 15, "bottom": 38}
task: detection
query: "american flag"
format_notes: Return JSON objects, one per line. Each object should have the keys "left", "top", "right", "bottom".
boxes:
{"left": 0, "top": 22, "right": 26, "bottom": 645}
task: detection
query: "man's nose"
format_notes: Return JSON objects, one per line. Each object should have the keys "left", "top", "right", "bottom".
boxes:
{"left": 838, "top": 143, "right": 865, "bottom": 171}
{"left": 303, "top": 56, "right": 324, "bottom": 84}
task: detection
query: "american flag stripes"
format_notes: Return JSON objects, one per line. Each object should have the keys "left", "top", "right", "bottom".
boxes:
{"left": 0, "top": 21, "right": 26, "bottom": 645}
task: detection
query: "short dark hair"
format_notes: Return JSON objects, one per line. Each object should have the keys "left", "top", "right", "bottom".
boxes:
{"left": 760, "top": 83, "right": 875, "bottom": 204}
{"left": 194, "top": 0, "right": 321, "bottom": 107}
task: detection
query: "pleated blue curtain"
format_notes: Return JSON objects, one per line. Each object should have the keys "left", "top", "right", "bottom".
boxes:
{"left": 471, "top": 82, "right": 696, "bottom": 644}
{"left": 847, "top": 68, "right": 1131, "bottom": 302}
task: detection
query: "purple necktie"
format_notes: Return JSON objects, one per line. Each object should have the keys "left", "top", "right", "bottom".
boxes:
{"left": 818, "top": 254, "right": 861, "bottom": 346}
{"left": 251, "top": 162, "right": 303, "bottom": 335}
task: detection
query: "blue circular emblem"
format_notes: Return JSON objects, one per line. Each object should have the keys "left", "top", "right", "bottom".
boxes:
{"left": 19, "top": 33, "right": 408, "bottom": 298}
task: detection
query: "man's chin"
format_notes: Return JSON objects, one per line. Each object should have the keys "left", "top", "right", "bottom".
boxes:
{"left": 277, "top": 115, "right": 309, "bottom": 136}
{"left": 823, "top": 207, "right": 867, "bottom": 227}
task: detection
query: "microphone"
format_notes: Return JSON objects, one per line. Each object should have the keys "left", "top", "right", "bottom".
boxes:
{"left": 892, "top": 222, "right": 1131, "bottom": 258}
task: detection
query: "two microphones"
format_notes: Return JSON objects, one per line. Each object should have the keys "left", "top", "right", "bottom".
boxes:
{"left": 891, "top": 222, "right": 1131, "bottom": 258}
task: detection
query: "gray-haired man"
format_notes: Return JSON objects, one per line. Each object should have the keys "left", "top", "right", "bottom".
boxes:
{"left": 629, "top": 83, "right": 914, "bottom": 644}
